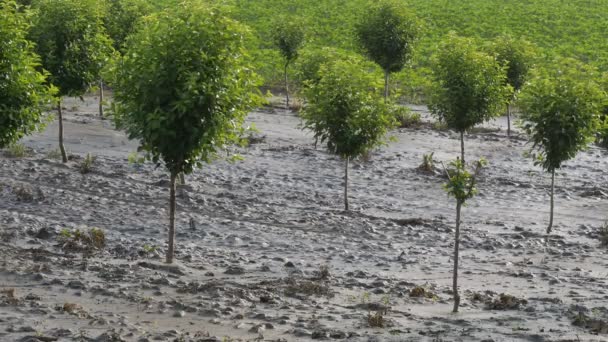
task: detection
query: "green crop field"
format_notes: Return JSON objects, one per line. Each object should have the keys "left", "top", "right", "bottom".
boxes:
{"left": 223, "top": 0, "right": 608, "bottom": 97}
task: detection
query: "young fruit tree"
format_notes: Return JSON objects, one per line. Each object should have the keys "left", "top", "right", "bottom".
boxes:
{"left": 271, "top": 19, "right": 305, "bottom": 111}
{"left": 518, "top": 59, "right": 604, "bottom": 235}
{"left": 429, "top": 33, "right": 511, "bottom": 164}
{"left": 442, "top": 158, "right": 486, "bottom": 313}
{"left": 30, "top": 0, "right": 112, "bottom": 163}
{"left": 355, "top": 0, "right": 420, "bottom": 101}
{"left": 110, "top": 2, "right": 261, "bottom": 264}
{"left": 0, "top": 1, "right": 55, "bottom": 148}
{"left": 490, "top": 35, "right": 533, "bottom": 137}
{"left": 300, "top": 58, "right": 394, "bottom": 211}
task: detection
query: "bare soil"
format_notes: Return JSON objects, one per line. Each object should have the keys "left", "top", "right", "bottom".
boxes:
{"left": 1, "top": 95, "right": 607, "bottom": 342}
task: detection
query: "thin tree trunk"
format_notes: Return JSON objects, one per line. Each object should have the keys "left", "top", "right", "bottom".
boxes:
{"left": 383, "top": 70, "right": 390, "bottom": 102}
{"left": 178, "top": 172, "right": 185, "bottom": 185}
{"left": 99, "top": 79, "right": 104, "bottom": 118}
{"left": 284, "top": 62, "right": 290, "bottom": 111}
{"left": 460, "top": 130, "right": 465, "bottom": 165}
{"left": 166, "top": 172, "right": 177, "bottom": 264}
{"left": 57, "top": 100, "right": 68, "bottom": 163}
{"left": 506, "top": 104, "right": 511, "bottom": 137}
{"left": 344, "top": 157, "right": 349, "bottom": 211}
{"left": 547, "top": 169, "right": 555, "bottom": 235}
{"left": 452, "top": 200, "right": 462, "bottom": 313}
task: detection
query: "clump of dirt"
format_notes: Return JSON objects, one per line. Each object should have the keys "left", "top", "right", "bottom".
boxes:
{"left": 487, "top": 293, "right": 528, "bottom": 310}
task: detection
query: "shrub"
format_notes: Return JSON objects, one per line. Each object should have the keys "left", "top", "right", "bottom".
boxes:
{"left": 79, "top": 153, "right": 96, "bottom": 174}
{"left": 393, "top": 106, "right": 421, "bottom": 128}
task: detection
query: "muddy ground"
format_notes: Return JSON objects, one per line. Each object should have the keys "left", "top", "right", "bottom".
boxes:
{"left": 1, "top": 95, "right": 607, "bottom": 342}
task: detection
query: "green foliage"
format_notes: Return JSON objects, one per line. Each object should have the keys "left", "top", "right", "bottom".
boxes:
{"left": 103, "top": 0, "right": 154, "bottom": 52}
{"left": 58, "top": 227, "right": 106, "bottom": 252}
{"left": 271, "top": 19, "right": 305, "bottom": 65}
{"left": 488, "top": 35, "right": 534, "bottom": 94}
{"left": 418, "top": 152, "right": 435, "bottom": 173}
{"left": 0, "top": 1, "right": 55, "bottom": 149}
{"left": 110, "top": 1, "right": 262, "bottom": 176}
{"left": 5, "top": 143, "right": 30, "bottom": 158}
{"left": 79, "top": 153, "right": 96, "bottom": 174}
{"left": 428, "top": 33, "right": 510, "bottom": 133}
{"left": 294, "top": 47, "right": 374, "bottom": 89}
{"left": 518, "top": 58, "right": 604, "bottom": 172}
{"left": 300, "top": 58, "right": 395, "bottom": 159}
{"left": 355, "top": 0, "right": 420, "bottom": 74}
{"left": 392, "top": 106, "right": 421, "bottom": 128}
{"left": 30, "top": 0, "right": 113, "bottom": 97}
{"left": 442, "top": 158, "right": 487, "bottom": 204}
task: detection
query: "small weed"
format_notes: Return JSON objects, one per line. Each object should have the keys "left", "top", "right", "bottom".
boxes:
{"left": 58, "top": 227, "right": 106, "bottom": 254}
{"left": 284, "top": 277, "right": 333, "bottom": 298}
{"left": 5, "top": 144, "right": 31, "bottom": 158}
{"left": 409, "top": 286, "right": 438, "bottom": 300}
{"left": 127, "top": 152, "right": 145, "bottom": 166}
{"left": 393, "top": 106, "right": 421, "bottom": 128}
{"left": 143, "top": 244, "right": 157, "bottom": 253}
{"left": 367, "top": 310, "right": 385, "bottom": 328}
{"left": 313, "top": 265, "right": 331, "bottom": 280}
{"left": 79, "top": 153, "right": 96, "bottom": 174}
{"left": 418, "top": 152, "right": 435, "bottom": 173}
{"left": 488, "top": 293, "right": 528, "bottom": 310}
{"left": 431, "top": 121, "right": 448, "bottom": 131}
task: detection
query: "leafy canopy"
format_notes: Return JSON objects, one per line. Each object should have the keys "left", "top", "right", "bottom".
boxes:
{"left": 0, "top": 1, "right": 55, "bottom": 148}
{"left": 355, "top": 0, "right": 420, "bottom": 73}
{"left": 489, "top": 35, "right": 534, "bottom": 94}
{"left": 271, "top": 19, "right": 305, "bottom": 65}
{"left": 110, "top": 1, "right": 261, "bottom": 175}
{"left": 30, "top": 0, "right": 112, "bottom": 97}
{"left": 103, "top": 0, "right": 153, "bottom": 52}
{"left": 443, "top": 158, "right": 486, "bottom": 204}
{"left": 518, "top": 58, "right": 605, "bottom": 171}
{"left": 300, "top": 58, "right": 395, "bottom": 159}
{"left": 428, "top": 33, "right": 510, "bottom": 132}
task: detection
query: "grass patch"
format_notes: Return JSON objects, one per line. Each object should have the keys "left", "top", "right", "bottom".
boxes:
{"left": 79, "top": 153, "right": 96, "bottom": 174}
{"left": 4, "top": 144, "right": 32, "bottom": 158}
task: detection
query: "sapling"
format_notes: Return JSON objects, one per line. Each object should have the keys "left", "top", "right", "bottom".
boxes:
{"left": 271, "top": 19, "right": 305, "bottom": 111}
{"left": 442, "top": 157, "right": 486, "bottom": 313}
{"left": 300, "top": 58, "right": 394, "bottom": 211}
{"left": 489, "top": 35, "right": 533, "bottom": 137}
{"left": 356, "top": 0, "right": 420, "bottom": 101}
{"left": 429, "top": 33, "right": 510, "bottom": 164}
{"left": 110, "top": 2, "right": 261, "bottom": 263}
{"left": 30, "top": 0, "right": 112, "bottom": 162}
{"left": 518, "top": 58, "right": 604, "bottom": 235}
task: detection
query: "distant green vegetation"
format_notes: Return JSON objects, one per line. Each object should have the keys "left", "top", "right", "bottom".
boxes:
{"left": 220, "top": 0, "right": 608, "bottom": 98}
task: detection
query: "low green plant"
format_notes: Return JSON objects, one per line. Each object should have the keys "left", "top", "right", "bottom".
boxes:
{"left": 5, "top": 143, "right": 30, "bottom": 158}
{"left": 418, "top": 152, "right": 435, "bottom": 173}
{"left": 127, "top": 151, "right": 145, "bottom": 166}
{"left": 58, "top": 227, "right": 106, "bottom": 252}
{"left": 393, "top": 106, "right": 421, "bottom": 128}
{"left": 367, "top": 310, "right": 386, "bottom": 328}
{"left": 79, "top": 153, "right": 96, "bottom": 174}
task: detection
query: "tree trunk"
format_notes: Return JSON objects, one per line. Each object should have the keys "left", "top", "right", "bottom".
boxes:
{"left": 344, "top": 157, "right": 349, "bottom": 211}
{"left": 506, "top": 104, "right": 511, "bottom": 137}
{"left": 178, "top": 172, "right": 185, "bottom": 185}
{"left": 99, "top": 79, "right": 104, "bottom": 118}
{"left": 460, "top": 130, "right": 465, "bottom": 165}
{"left": 166, "top": 172, "right": 178, "bottom": 264}
{"left": 452, "top": 200, "right": 462, "bottom": 313}
{"left": 57, "top": 100, "right": 68, "bottom": 163}
{"left": 547, "top": 169, "right": 555, "bottom": 235}
{"left": 284, "top": 62, "right": 290, "bottom": 111}
{"left": 383, "top": 70, "right": 390, "bottom": 102}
